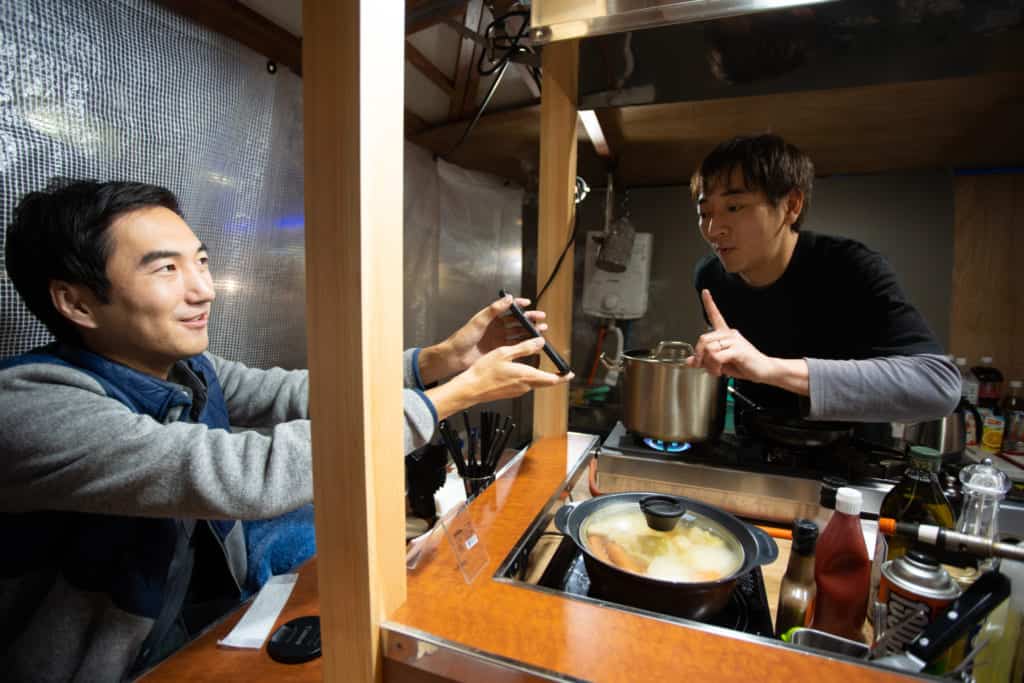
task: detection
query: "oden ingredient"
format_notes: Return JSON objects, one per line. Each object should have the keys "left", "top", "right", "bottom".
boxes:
{"left": 583, "top": 504, "right": 742, "bottom": 582}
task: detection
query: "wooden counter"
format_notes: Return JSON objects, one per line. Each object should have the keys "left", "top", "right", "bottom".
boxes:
{"left": 145, "top": 437, "right": 912, "bottom": 682}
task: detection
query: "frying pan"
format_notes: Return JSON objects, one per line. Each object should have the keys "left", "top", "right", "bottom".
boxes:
{"left": 728, "top": 385, "right": 853, "bottom": 448}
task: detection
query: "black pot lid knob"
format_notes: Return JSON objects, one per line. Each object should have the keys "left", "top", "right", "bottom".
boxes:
{"left": 639, "top": 495, "right": 686, "bottom": 531}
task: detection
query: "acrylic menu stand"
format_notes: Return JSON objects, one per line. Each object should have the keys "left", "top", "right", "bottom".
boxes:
{"left": 440, "top": 502, "right": 489, "bottom": 583}
{"left": 405, "top": 500, "right": 488, "bottom": 584}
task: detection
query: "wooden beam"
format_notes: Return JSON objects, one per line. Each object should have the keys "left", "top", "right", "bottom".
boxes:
{"left": 406, "top": 0, "right": 467, "bottom": 35}
{"left": 405, "top": 108, "right": 430, "bottom": 135}
{"left": 449, "top": 0, "right": 485, "bottom": 120}
{"left": 533, "top": 40, "right": 579, "bottom": 440}
{"left": 154, "top": 0, "right": 302, "bottom": 75}
{"left": 303, "top": 1, "right": 406, "bottom": 681}
{"left": 406, "top": 40, "right": 455, "bottom": 96}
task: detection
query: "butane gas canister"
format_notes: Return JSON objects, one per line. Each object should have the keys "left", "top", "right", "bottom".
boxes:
{"left": 877, "top": 550, "right": 963, "bottom": 673}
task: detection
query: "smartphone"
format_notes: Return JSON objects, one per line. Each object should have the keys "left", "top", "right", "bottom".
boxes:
{"left": 499, "top": 290, "right": 571, "bottom": 375}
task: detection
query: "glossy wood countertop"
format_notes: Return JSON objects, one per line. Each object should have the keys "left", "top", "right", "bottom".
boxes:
{"left": 145, "top": 436, "right": 913, "bottom": 682}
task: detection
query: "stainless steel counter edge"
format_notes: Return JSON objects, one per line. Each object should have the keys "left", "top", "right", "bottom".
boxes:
{"left": 382, "top": 622, "right": 587, "bottom": 682}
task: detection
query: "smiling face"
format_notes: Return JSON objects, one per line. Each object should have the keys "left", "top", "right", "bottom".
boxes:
{"left": 696, "top": 166, "right": 802, "bottom": 287}
{"left": 66, "top": 206, "right": 215, "bottom": 378}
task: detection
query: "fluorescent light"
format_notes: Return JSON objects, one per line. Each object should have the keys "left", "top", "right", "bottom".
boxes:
{"left": 578, "top": 109, "right": 611, "bottom": 159}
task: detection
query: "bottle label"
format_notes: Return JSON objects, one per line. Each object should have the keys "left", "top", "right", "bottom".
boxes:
{"left": 965, "top": 411, "right": 978, "bottom": 446}
{"left": 981, "top": 415, "right": 1005, "bottom": 453}
{"left": 877, "top": 564, "right": 960, "bottom": 673}
{"left": 978, "top": 382, "right": 1001, "bottom": 401}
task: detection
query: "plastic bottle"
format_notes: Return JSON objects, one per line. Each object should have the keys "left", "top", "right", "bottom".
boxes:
{"left": 956, "top": 357, "right": 981, "bottom": 445}
{"left": 972, "top": 543, "right": 1024, "bottom": 683}
{"left": 870, "top": 446, "right": 956, "bottom": 609}
{"left": 811, "top": 487, "right": 871, "bottom": 642}
{"left": 972, "top": 358, "right": 1006, "bottom": 453}
{"left": 972, "top": 356, "right": 1005, "bottom": 410}
{"left": 956, "top": 357, "right": 980, "bottom": 405}
{"left": 775, "top": 519, "right": 818, "bottom": 637}
{"left": 1003, "top": 380, "right": 1024, "bottom": 456}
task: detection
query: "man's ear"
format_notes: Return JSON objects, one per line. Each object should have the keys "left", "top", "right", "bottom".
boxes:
{"left": 783, "top": 189, "right": 805, "bottom": 228}
{"left": 50, "top": 281, "right": 101, "bottom": 330}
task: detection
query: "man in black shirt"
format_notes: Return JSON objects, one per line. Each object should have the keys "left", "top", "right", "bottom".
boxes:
{"left": 687, "top": 134, "right": 959, "bottom": 423}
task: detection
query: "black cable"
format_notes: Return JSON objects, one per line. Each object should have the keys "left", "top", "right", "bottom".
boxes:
{"left": 441, "top": 9, "right": 535, "bottom": 159}
{"left": 534, "top": 214, "right": 578, "bottom": 306}
{"left": 441, "top": 60, "right": 510, "bottom": 158}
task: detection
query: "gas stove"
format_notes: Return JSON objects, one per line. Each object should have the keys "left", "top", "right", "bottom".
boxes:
{"left": 597, "top": 421, "right": 904, "bottom": 524}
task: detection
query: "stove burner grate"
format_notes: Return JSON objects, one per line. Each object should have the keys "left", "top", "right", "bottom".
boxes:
{"left": 642, "top": 437, "right": 692, "bottom": 453}
{"left": 543, "top": 544, "right": 773, "bottom": 637}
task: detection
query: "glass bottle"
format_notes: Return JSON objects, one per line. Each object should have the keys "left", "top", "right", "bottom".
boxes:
{"left": 775, "top": 519, "right": 818, "bottom": 638}
{"left": 870, "top": 446, "right": 956, "bottom": 608}
{"left": 881, "top": 446, "right": 956, "bottom": 558}
{"left": 1003, "top": 380, "right": 1024, "bottom": 456}
{"left": 958, "top": 459, "right": 1011, "bottom": 573}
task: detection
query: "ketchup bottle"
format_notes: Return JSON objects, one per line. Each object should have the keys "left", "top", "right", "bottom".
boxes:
{"left": 810, "top": 487, "right": 871, "bottom": 642}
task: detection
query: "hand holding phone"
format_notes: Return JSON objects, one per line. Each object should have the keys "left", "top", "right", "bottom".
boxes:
{"left": 499, "top": 290, "right": 571, "bottom": 375}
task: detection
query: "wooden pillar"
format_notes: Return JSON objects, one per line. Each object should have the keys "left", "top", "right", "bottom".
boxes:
{"left": 533, "top": 40, "right": 579, "bottom": 439}
{"left": 303, "top": 2, "right": 406, "bottom": 682}
{"left": 950, "top": 173, "right": 1024, "bottom": 381}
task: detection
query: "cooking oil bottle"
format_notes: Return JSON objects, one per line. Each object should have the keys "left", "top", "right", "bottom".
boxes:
{"left": 870, "top": 446, "right": 956, "bottom": 612}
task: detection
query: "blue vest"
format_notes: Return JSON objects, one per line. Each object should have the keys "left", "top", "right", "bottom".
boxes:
{"left": 0, "top": 344, "right": 240, "bottom": 659}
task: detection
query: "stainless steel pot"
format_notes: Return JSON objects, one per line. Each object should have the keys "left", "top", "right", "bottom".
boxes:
{"left": 602, "top": 341, "right": 724, "bottom": 443}
{"left": 902, "top": 398, "right": 982, "bottom": 464}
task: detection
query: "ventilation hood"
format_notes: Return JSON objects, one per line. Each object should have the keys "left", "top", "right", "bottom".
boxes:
{"left": 529, "top": 0, "right": 839, "bottom": 44}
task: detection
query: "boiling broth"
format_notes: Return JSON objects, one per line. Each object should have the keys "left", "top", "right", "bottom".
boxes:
{"left": 582, "top": 502, "right": 743, "bottom": 582}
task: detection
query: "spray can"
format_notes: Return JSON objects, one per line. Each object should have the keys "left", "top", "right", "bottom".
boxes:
{"left": 876, "top": 550, "right": 963, "bottom": 674}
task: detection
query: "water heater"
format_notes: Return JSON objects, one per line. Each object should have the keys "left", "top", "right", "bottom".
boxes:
{"left": 581, "top": 230, "right": 652, "bottom": 320}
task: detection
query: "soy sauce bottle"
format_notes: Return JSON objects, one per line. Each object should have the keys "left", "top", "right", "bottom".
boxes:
{"left": 775, "top": 519, "right": 818, "bottom": 637}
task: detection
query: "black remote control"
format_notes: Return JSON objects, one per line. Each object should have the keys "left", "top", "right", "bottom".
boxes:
{"left": 499, "top": 290, "right": 571, "bottom": 375}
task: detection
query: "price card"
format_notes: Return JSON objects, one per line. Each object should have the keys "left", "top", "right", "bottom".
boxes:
{"left": 440, "top": 502, "right": 489, "bottom": 583}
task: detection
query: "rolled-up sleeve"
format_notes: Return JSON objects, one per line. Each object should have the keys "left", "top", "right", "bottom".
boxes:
{"left": 807, "top": 353, "right": 961, "bottom": 422}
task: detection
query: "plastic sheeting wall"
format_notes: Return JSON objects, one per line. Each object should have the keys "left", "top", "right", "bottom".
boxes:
{"left": 404, "top": 153, "right": 528, "bottom": 438}
{"left": 0, "top": 0, "right": 305, "bottom": 368}
{"left": 0, "top": 0, "right": 524, "bottom": 409}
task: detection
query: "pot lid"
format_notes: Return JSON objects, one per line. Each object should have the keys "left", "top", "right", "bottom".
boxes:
{"left": 579, "top": 498, "right": 744, "bottom": 583}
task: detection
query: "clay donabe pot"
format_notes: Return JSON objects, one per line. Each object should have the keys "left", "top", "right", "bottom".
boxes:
{"left": 554, "top": 491, "right": 778, "bottom": 620}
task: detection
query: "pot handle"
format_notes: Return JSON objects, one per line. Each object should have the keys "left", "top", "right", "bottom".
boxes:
{"left": 748, "top": 523, "right": 780, "bottom": 566}
{"left": 649, "top": 341, "right": 694, "bottom": 361}
{"left": 599, "top": 352, "right": 622, "bottom": 371}
{"left": 553, "top": 503, "right": 577, "bottom": 535}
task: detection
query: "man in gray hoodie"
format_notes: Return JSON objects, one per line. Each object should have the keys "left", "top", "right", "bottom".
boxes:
{"left": 0, "top": 179, "right": 570, "bottom": 681}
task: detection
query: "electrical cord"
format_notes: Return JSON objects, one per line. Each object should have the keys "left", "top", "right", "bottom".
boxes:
{"left": 442, "top": 9, "right": 535, "bottom": 159}
{"left": 534, "top": 177, "right": 589, "bottom": 305}
{"left": 441, "top": 60, "right": 510, "bottom": 158}
{"left": 534, "top": 213, "right": 578, "bottom": 305}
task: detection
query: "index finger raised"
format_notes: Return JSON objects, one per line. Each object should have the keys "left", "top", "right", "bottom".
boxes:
{"left": 701, "top": 289, "right": 729, "bottom": 331}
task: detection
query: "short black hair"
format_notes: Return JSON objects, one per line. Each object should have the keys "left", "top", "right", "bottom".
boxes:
{"left": 5, "top": 179, "right": 182, "bottom": 342}
{"left": 690, "top": 133, "right": 815, "bottom": 231}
